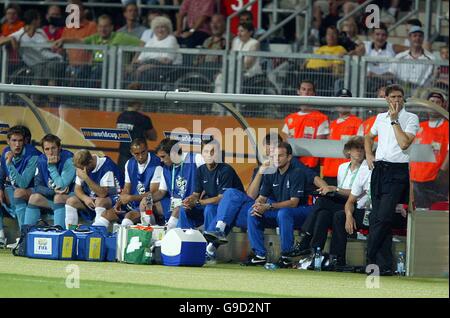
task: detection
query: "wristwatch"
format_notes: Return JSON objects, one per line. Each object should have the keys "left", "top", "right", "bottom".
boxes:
{"left": 189, "top": 28, "right": 196, "bottom": 33}
{"left": 391, "top": 120, "right": 400, "bottom": 126}
{"left": 336, "top": 187, "right": 340, "bottom": 193}
{"left": 268, "top": 203, "right": 273, "bottom": 210}
{"left": 195, "top": 199, "right": 201, "bottom": 206}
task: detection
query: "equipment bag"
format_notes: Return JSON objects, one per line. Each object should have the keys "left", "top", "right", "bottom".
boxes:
{"left": 123, "top": 225, "right": 153, "bottom": 265}
{"left": 26, "top": 227, "right": 76, "bottom": 260}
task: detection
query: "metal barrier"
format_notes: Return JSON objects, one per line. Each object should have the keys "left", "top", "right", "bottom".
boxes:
{"left": 359, "top": 56, "right": 449, "bottom": 98}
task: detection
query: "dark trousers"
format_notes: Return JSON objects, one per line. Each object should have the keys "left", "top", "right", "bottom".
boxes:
{"left": 330, "top": 208, "right": 367, "bottom": 265}
{"left": 323, "top": 177, "right": 337, "bottom": 187}
{"left": 367, "top": 161, "right": 409, "bottom": 271}
{"left": 302, "top": 195, "right": 347, "bottom": 250}
{"left": 177, "top": 31, "right": 210, "bottom": 48}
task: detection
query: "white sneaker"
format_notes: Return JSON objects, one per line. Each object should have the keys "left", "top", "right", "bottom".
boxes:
{"left": 6, "top": 237, "right": 20, "bottom": 249}
{"left": 0, "top": 237, "right": 6, "bottom": 249}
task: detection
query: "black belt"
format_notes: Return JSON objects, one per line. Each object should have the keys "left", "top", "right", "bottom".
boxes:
{"left": 375, "top": 161, "right": 409, "bottom": 169}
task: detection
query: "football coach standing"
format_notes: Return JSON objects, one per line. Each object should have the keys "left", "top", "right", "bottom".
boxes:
{"left": 364, "top": 84, "right": 419, "bottom": 276}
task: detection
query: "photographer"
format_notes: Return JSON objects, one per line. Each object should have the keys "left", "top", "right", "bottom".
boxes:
{"left": 338, "top": 18, "right": 361, "bottom": 55}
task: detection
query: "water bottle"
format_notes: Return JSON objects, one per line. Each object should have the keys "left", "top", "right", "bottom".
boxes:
{"left": 264, "top": 241, "right": 278, "bottom": 270}
{"left": 141, "top": 193, "right": 156, "bottom": 225}
{"left": 396, "top": 252, "right": 406, "bottom": 276}
{"left": 363, "top": 199, "right": 371, "bottom": 227}
{"left": 314, "top": 247, "right": 322, "bottom": 271}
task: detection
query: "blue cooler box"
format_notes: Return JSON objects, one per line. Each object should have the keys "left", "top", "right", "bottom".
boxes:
{"left": 26, "top": 230, "right": 76, "bottom": 260}
{"left": 73, "top": 230, "right": 106, "bottom": 261}
{"left": 161, "top": 228, "right": 207, "bottom": 266}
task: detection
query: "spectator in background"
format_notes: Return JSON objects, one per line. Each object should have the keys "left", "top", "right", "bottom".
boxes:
{"left": 403, "top": 19, "right": 432, "bottom": 51}
{"left": 338, "top": 17, "right": 361, "bottom": 55}
{"left": 312, "top": 0, "right": 343, "bottom": 46}
{"left": 118, "top": 2, "right": 147, "bottom": 39}
{"left": 140, "top": 10, "right": 162, "bottom": 43}
{"left": 134, "top": 15, "right": 181, "bottom": 80}
{"left": 355, "top": 23, "right": 406, "bottom": 96}
{"left": 43, "top": 5, "right": 63, "bottom": 41}
{"left": 305, "top": 26, "right": 347, "bottom": 95}
{"left": 282, "top": 80, "right": 330, "bottom": 174}
{"left": 410, "top": 91, "right": 449, "bottom": 208}
{"left": 116, "top": 82, "right": 157, "bottom": 173}
{"left": 322, "top": 89, "right": 363, "bottom": 186}
{"left": 232, "top": 22, "right": 262, "bottom": 78}
{"left": 390, "top": 26, "right": 436, "bottom": 91}
{"left": 56, "top": 0, "right": 97, "bottom": 85}
{"left": 238, "top": 11, "right": 266, "bottom": 41}
{"left": 435, "top": 45, "right": 449, "bottom": 90}
{"left": 0, "top": 9, "right": 63, "bottom": 87}
{"left": 1, "top": 4, "right": 24, "bottom": 37}
{"left": 175, "top": 0, "right": 215, "bottom": 48}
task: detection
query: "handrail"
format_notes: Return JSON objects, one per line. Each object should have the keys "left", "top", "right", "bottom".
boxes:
{"left": 258, "top": 4, "right": 307, "bottom": 43}
{"left": 337, "top": 0, "right": 374, "bottom": 30}
{"left": 388, "top": 0, "right": 420, "bottom": 33}
{"left": 225, "top": 0, "right": 260, "bottom": 52}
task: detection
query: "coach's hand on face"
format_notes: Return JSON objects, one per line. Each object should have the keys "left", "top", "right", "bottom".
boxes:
{"left": 388, "top": 100, "right": 401, "bottom": 121}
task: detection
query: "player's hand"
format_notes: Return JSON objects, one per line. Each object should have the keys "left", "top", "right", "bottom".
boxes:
{"left": 5, "top": 151, "right": 13, "bottom": 164}
{"left": 318, "top": 185, "right": 337, "bottom": 195}
{"left": 83, "top": 197, "right": 95, "bottom": 210}
{"left": 76, "top": 167, "right": 89, "bottom": 181}
{"left": 258, "top": 160, "right": 273, "bottom": 175}
{"left": 345, "top": 213, "right": 357, "bottom": 235}
{"left": 47, "top": 154, "right": 59, "bottom": 164}
{"left": 252, "top": 202, "right": 269, "bottom": 215}
{"left": 54, "top": 187, "right": 69, "bottom": 194}
{"left": 119, "top": 193, "right": 132, "bottom": 205}
{"left": 0, "top": 189, "right": 4, "bottom": 205}
{"left": 182, "top": 196, "right": 196, "bottom": 209}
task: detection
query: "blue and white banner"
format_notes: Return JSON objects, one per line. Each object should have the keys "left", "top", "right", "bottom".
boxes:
{"left": 0, "top": 123, "right": 10, "bottom": 135}
{"left": 81, "top": 127, "right": 131, "bottom": 143}
{"left": 164, "top": 131, "right": 213, "bottom": 145}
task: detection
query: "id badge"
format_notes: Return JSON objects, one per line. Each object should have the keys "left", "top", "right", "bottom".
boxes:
{"left": 170, "top": 197, "right": 182, "bottom": 212}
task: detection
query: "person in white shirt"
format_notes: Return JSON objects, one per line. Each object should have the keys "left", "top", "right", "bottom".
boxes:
{"left": 231, "top": 21, "right": 262, "bottom": 78}
{"left": 290, "top": 136, "right": 367, "bottom": 257}
{"left": 390, "top": 26, "right": 436, "bottom": 90}
{"left": 0, "top": 9, "right": 63, "bottom": 86}
{"left": 133, "top": 16, "right": 181, "bottom": 83}
{"left": 364, "top": 84, "right": 419, "bottom": 276}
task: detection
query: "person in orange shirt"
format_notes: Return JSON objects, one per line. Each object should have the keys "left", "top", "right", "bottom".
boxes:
{"left": 282, "top": 80, "right": 330, "bottom": 174}
{"left": 410, "top": 91, "right": 449, "bottom": 208}
{"left": 54, "top": 0, "right": 97, "bottom": 86}
{"left": 357, "top": 86, "right": 386, "bottom": 141}
{"left": 1, "top": 4, "right": 24, "bottom": 37}
{"left": 322, "top": 89, "right": 362, "bottom": 186}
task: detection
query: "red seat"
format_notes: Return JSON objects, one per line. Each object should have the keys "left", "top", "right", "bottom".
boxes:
{"left": 430, "top": 201, "right": 449, "bottom": 211}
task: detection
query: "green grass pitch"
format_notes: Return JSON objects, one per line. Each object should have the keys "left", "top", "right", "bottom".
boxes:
{"left": 0, "top": 250, "right": 447, "bottom": 298}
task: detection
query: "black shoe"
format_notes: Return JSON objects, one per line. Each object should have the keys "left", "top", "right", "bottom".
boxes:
{"left": 287, "top": 235, "right": 312, "bottom": 257}
{"left": 277, "top": 256, "right": 293, "bottom": 269}
{"left": 241, "top": 255, "right": 267, "bottom": 266}
{"left": 366, "top": 268, "right": 393, "bottom": 276}
{"left": 203, "top": 230, "right": 228, "bottom": 245}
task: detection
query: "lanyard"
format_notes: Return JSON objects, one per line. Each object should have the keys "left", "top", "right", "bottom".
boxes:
{"left": 339, "top": 163, "right": 360, "bottom": 189}
{"left": 171, "top": 161, "right": 184, "bottom": 195}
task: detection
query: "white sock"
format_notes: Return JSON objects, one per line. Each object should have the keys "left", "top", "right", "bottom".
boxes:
{"left": 216, "top": 220, "right": 226, "bottom": 232}
{"left": 206, "top": 243, "right": 216, "bottom": 255}
{"left": 65, "top": 205, "right": 78, "bottom": 229}
{"left": 121, "top": 218, "right": 134, "bottom": 227}
{"left": 388, "top": 7, "right": 397, "bottom": 16}
{"left": 92, "top": 216, "right": 110, "bottom": 228}
{"left": 94, "top": 207, "right": 106, "bottom": 222}
{"left": 167, "top": 216, "right": 178, "bottom": 230}
{"left": 0, "top": 229, "right": 5, "bottom": 238}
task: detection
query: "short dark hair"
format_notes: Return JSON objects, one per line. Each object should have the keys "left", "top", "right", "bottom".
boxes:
{"left": 155, "top": 138, "right": 182, "bottom": 155}
{"left": 239, "top": 11, "right": 253, "bottom": 20}
{"left": 372, "top": 22, "right": 388, "bottom": 35}
{"left": 12, "top": 125, "right": 31, "bottom": 144}
{"left": 238, "top": 21, "right": 254, "bottom": 33}
{"left": 278, "top": 142, "right": 293, "bottom": 156}
{"left": 406, "top": 19, "right": 422, "bottom": 27}
{"left": 201, "top": 138, "right": 220, "bottom": 150}
{"left": 263, "top": 132, "right": 283, "bottom": 146}
{"left": 385, "top": 84, "right": 405, "bottom": 97}
{"left": 343, "top": 136, "right": 365, "bottom": 159}
{"left": 98, "top": 14, "right": 112, "bottom": 24}
{"left": 41, "top": 134, "right": 61, "bottom": 148}
{"left": 6, "top": 126, "right": 25, "bottom": 140}
{"left": 123, "top": 2, "right": 137, "bottom": 12}
{"left": 130, "top": 137, "right": 147, "bottom": 149}
{"left": 23, "top": 9, "right": 40, "bottom": 25}
{"left": 298, "top": 80, "right": 316, "bottom": 92}
{"left": 5, "top": 4, "right": 21, "bottom": 15}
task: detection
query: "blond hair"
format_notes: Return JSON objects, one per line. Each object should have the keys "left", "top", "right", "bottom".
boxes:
{"left": 151, "top": 16, "right": 173, "bottom": 34}
{"left": 73, "top": 149, "right": 93, "bottom": 168}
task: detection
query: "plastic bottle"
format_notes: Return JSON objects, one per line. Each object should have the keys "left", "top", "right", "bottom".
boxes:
{"left": 396, "top": 252, "right": 406, "bottom": 276}
{"left": 314, "top": 247, "right": 322, "bottom": 271}
{"left": 141, "top": 193, "right": 156, "bottom": 225}
{"left": 264, "top": 241, "right": 278, "bottom": 270}
{"left": 363, "top": 198, "right": 371, "bottom": 227}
